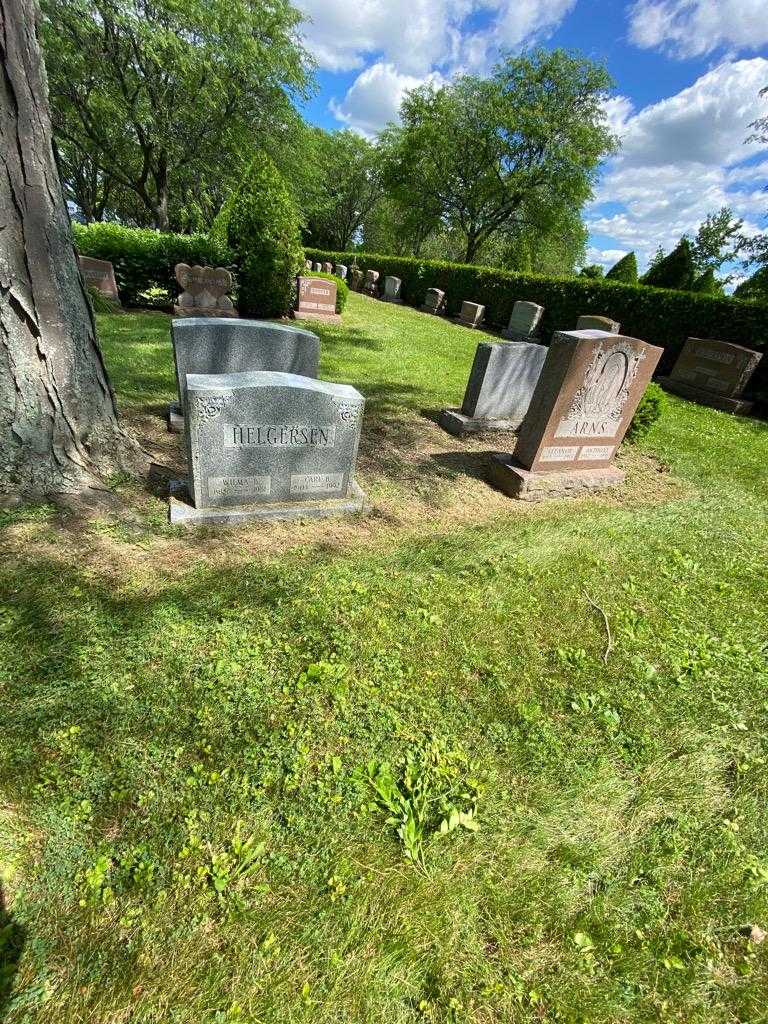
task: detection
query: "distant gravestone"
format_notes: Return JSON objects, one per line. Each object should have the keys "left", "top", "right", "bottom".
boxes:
{"left": 659, "top": 337, "right": 763, "bottom": 414}
{"left": 502, "top": 301, "right": 544, "bottom": 341}
{"left": 170, "top": 371, "right": 366, "bottom": 526}
{"left": 168, "top": 318, "right": 320, "bottom": 431}
{"left": 488, "top": 329, "right": 663, "bottom": 500}
{"left": 577, "top": 315, "right": 620, "bottom": 334}
{"left": 363, "top": 270, "right": 380, "bottom": 297}
{"left": 78, "top": 256, "right": 120, "bottom": 304}
{"left": 174, "top": 264, "right": 236, "bottom": 318}
{"left": 382, "top": 276, "right": 403, "bottom": 304}
{"left": 350, "top": 268, "right": 363, "bottom": 292}
{"left": 335, "top": 264, "right": 348, "bottom": 280}
{"left": 439, "top": 341, "right": 548, "bottom": 436}
{"left": 313, "top": 262, "right": 322, "bottom": 272}
{"left": 323, "top": 262, "right": 333, "bottom": 273}
{"left": 295, "top": 276, "right": 341, "bottom": 325}
{"left": 457, "top": 301, "right": 485, "bottom": 329}
{"left": 305, "top": 260, "right": 313, "bottom": 271}
{"left": 421, "top": 288, "right": 446, "bottom": 315}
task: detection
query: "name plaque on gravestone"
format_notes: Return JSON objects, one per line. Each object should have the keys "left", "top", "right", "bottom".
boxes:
{"left": 488, "top": 329, "right": 663, "bottom": 500}
{"left": 78, "top": 256, "right": 120, "bottom": 303}
{"left": 184, "top": 371, "right": 365, "bottom": 512}
{"left": 661, "top": 337, "right": 762, "bottom": 411}
{"left": 170, "top": 318, "right": 320, "bottom": 421}
{"left": 295, "top": 276, "right": 340, "bottom": 323}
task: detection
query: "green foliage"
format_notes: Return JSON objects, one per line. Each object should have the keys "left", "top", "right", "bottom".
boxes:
{"left": 306, "top": 246, "right": 768, "bottom": 379}
{"left": 689, "top": 207, "right": 745, "bottom": 277}
{"left": 305, "top": 271, "right": 348, "bottom": 313}
{"left": 642, "top": 239, "right": 696, "bottom": 291}
{"left": 691, "top": 269, "right": 724, "bottom": 296}
{"left": 85, "top": 285, "right": 120, "bottom": 314}
{"left": 579, "top": 264, "right": 604, "bottom": 279}
{"left": 605, "top": 252, "right": 638, "bottom": 284}
{"left": 214, "top": 153, "right": 304, "bottom": 319}
{"left": 625, "top": 383, "right": 666, "bottom": 443}
{"left": 380, "top": 49, "right": 616, "bottom": 263}
{"left": 734, "top": 267, "right": 768, "bottom": 304}
{"left": 73, "top": 222, "right": 231, "bottom": 305}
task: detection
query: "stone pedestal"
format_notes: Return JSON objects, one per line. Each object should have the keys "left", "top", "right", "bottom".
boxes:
{"left": 657, "top": 377, "right": 754, "bottom": 414}
{"left": 169, "top": 478, "right": 366, "bottom": 526}
{"left": 488, "top": 453, "right": 625, "bottom": 501}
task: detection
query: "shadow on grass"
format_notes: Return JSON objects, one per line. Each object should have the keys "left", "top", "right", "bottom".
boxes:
{"left": 0, "top": 883, "right": 25, "bottom": 1022}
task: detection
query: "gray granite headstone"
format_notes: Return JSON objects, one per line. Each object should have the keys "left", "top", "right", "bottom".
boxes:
{"left": 184, "top": 371, "right": 365, "bottom": 512}
{"left": 457, "top": 301, "right": 485, "bottom": 328}
{"left": 421, "top": 288, "right": 446, "bottom": 315}
{"left": 313, "top": 262, "right": 322, "bottom": 272}
{"left": 502, "top": 301, "right": 544, "bottom": 340}
{"left": 170, "top": 318, "right": 320, "bottom": 418}
{"left": 335, "top": 264, "right": 348, "bottom": 280}
{"left": 438, "top": 340, "right": 548, "bottom": 435}
{"left": 382, "top": 276, "right": 403, "bottom": 303}
{"left": 577, "top": 315, "right": 620, "bottom": 334}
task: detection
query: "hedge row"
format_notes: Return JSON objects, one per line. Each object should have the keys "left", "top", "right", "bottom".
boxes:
{"left": 307, "top": 248, "right": 768, "bottom": 394}
{"left": 73, "top": 223, "right": 232, "bottom": 306}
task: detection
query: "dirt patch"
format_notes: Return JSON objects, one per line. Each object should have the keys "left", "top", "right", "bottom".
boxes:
{"left": 0, "top": 402, "right": 690, "bottom": 585}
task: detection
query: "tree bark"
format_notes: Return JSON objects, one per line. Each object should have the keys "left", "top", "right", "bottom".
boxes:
{"left": 0, "top": 0, "right": 142, "bottom": 497}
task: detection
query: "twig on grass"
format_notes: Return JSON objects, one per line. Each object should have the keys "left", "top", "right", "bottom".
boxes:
{"left": 584, "top": 591, "right": 613, "bottom": 665}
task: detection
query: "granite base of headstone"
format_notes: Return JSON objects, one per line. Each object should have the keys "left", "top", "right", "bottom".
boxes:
{"left": 501, "top": 301, "right": 544, "bottom": 341}
{"left": 169, "top": 370, "right": 366, "bottom": 526}
{"left": 168, "top": 318, "right": 320, "bottom": 432}
{"left": 439, "top": 340, "right": 547, "bottom": 436}
{"left": 381, "top": 276, "right": 403, "bottom": 304}
{"left": 577, "top": 315, "right": 620, "bottom": 333}
{"left": 78, "top": 256, "right": 121, "bottom": 306}
{"left": 456, "top": 301, "right": 485, "bottom": 329}
{"left": 657, "top": 337, "right": 762, "bottom": 414}
{"left": 421, "top": 288, "right": 447, "bottom": 316}
{"left": 487, "top": 329, "right": 663, "bottom": 500}
{"left": 174, "top": 264, "right": 237, "bottom": 318}
{"left": 294, "top": 276, "right": 341, "bottom": 324}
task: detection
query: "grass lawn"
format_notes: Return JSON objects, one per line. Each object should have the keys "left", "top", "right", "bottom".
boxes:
{"left": 1, "top": 293, "right": 767, "bottom": 1023}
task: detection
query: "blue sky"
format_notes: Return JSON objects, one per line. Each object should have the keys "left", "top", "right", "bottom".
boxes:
{"left": 292, "top": 0, "right": 768, "bottom": 279}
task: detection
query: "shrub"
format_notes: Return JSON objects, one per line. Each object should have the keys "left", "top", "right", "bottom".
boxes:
{"left": 213, "top": 153, "right": 303, "bottom": 319}
{"left": 625, "top": 383, "right": 666, "bottom": 444}
{"left": 579, "top": 264, "right": 604, "bottom": 279}
{"left": 691, "top": 269, "right": 723, "bottom": 296}
{"left": 305, "top": 271, "right": 348, "bottom": 313}
{"left": 85, "top": 285, "right": 121, "bottom": 315}
{"left": 306, "top": 246, "right": 768, "bottom": 393}
{"left": 734, "top": 267, "right": 768, "bottom": 304}
{"left": 73, "top": 222, "right": 231, "bottom": 306}
{"left": 642, "top": 239, "right": 695, "bottom": 291}
{"left": 605, "top": 252, "right": 638, "bottom": 284}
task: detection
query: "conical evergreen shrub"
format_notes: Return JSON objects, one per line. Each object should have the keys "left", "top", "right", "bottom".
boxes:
{"left": 642, "top": 239, "right": 696, "bottom": 291}
{"left": 605, "top": 252, "right": 638, "bottom": 284}
{"left": 691, "top": 268, "right": 723, "bottom": 295}
{"left": 213, "top": 153, "right": 304, "bottom": 318}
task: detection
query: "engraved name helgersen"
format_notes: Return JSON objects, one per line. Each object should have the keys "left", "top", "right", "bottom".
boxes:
{"left": 225, "top": 424, "right": 336, "bottom": 449}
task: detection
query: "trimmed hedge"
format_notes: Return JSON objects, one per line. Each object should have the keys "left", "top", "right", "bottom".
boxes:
{"left": 73, "top": 223, "right": 232, "bottom": 306}
{"left": 625, "top": 383, "right": 666, "bottom": 443}
{"left": 307, "top": 248, "right": 768, "bottom": 394}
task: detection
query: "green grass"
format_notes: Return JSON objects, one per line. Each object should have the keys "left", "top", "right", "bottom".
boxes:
{"left": 1, "top": 293, "right": 767, "bottom": 1023}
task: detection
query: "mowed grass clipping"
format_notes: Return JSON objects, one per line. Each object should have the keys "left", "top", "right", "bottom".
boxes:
{"left": 1, "top": 295, "right": 767, "bottom": 1024}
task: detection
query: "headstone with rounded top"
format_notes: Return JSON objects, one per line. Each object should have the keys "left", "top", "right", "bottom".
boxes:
{"left": 577, "top": 314, "right": 620, "bottom": 334}
{"left": 421, "top": 288, "right": 446, "bottom": 315}
{"left": 488, "top": 329, "right": 663, "bottom": 500}
{"left": 457, "top": 301, "right": 485, "bottom": 329}
{"left": 382, "top": 276, "right": 403, "bottom": 304}
{"left": 323, "top": 262, "right": 333, "bottom": 273}
{"left": 174, "top": 264, "right": 237, "bottom": 318}
{"left": 502, "top": 301, "right": 544, "bottom": 341}
{"left": 313, "top": 262, "right": 322, "bottom": 272}
{"left": 305, "top": 259, "right": 313, "bottom": 271}
{"left": 350, "top": 268, "right": 364, "bottom": 292}
{"left": 169, "top": 371, "right": 366, "bottom": 526}
{"left": 658, "top": 337, "right": 762, "bottom": 414}
{"left": 335, "top": 264, "right": 348, "bottom": 280}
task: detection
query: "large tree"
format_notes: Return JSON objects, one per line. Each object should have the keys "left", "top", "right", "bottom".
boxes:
{"left": 1, "top": 0, "right": 140, "bottom": 497}
{"left": 42, "top": 0, "right": 311, "bottom": 231}
{"left": 380, "top": 49, "right": 616, "bottom": 264}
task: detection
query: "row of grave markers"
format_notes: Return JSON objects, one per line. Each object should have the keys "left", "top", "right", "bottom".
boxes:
{"left": 167, "top": 310, "right": 764, "bottom": 524}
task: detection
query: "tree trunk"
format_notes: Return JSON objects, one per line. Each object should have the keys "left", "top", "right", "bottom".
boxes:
{"left": 0, "top": 0, "right": 143, "bottom": 497}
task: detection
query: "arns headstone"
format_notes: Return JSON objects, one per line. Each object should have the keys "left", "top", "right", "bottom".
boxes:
{"left": 489, "top": 329, "right": 663, "bottom": 499}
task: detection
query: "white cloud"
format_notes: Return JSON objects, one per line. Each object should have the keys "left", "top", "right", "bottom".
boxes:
{"left": 588, "top": 60, "right": 768, "bottom": 270}
{"left": 628, "top": 0, "right": 768, "bottom": 59}
{"left": 297, "top": 0, "right": 578, "bottom": 76}
{"left": 329, "top": 62, "right": 444, "bottom": 136}
{"left": 585, "top": 247, "right": 630, "bottom": 271}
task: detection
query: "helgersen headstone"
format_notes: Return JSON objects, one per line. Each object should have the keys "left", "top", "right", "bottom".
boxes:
{"left": 294, "top": 276, "right": 341, "bottom": 324}
{"left": 78, "top": 256, "right": 120, "bottom": 304}
{"left": 488, "top": 329, "right": 663, "bottom": 500}
{"left": 169, "top": 318, "right": 320, "bottom": 431}
{"left": 577, "top": 315, "right": 620, "bottom": 334}
{"left": 502, "top": 301, "right": 544, "bottom": 341}
{"left": 439, "top": 340, "right": 548, "bottom": 436}
{"left": 169, "top": 371, "right": 366, "bottom": 526}
{"left": 658, "top": 337, "right": 763, "bottom": 414}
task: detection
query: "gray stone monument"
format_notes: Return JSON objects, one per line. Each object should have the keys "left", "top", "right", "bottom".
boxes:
{"left": 335, "top": 264, "right": 348, "bottom": 280}
{"left": 658, "top": 337, "right": 763, "bottom": 414}
{"left": 577, "top": 315, "right": 620, "bottom": 334}
{"left": 382, "top": 276, "right": 403, "bottom": 304}
{"left": 502, "top": 301, "right": 544, "bottom": 341}
{"left": 421, "top": 288, "right": 446, "bottom": 315}
{"left": 363, "top": 270, "right": 380, "bottom": 297}
{"left": 439, "top": 340, "right": 548, "bottom": 436}
{"left": 457, "top": 301, "right": 485, "bottom": 329}
{"left": 169, "top": 371, "right": 366, "bottom": 526}
{"left": 313, "top": 262, "right": 322, "bottom": 272}
{"left": 169, "top": 318, "right": 320, "bottom": 432}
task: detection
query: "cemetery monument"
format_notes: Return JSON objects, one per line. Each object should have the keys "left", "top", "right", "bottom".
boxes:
{"left": 174, "top": 264, "right": 237, "bottom": 318}
{"left": 382, "top": 276, "right": 403, "bottom": 304}
{"left": 457, "top": 301, "right": 485, "bottom": 329}
{"left": 502, "top": 301, "right": 544, "bottom": 341}
{"left": 294, "top": 276, "right": 341, "bottom": 325}
{"left": 78, "top": 255, "right": 120, "bottom": 305}
{"left": 363, "top": 270, "right": 380, "bottom": 297}
{"left": 658, "top": 337, "right": 763, "bottom": 414}
{"left": 421, "top": 288, "right": 447, "bottom": 315}
{"left": 577, "top": 315, "right": 620, "bottom": 333}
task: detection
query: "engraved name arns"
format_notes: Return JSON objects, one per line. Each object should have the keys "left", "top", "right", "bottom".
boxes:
{"left": 227, "top": 424, "right": 335, "bottom": 449}
{"left": 556, "top": 342, "right": 644, "bottom": 439}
